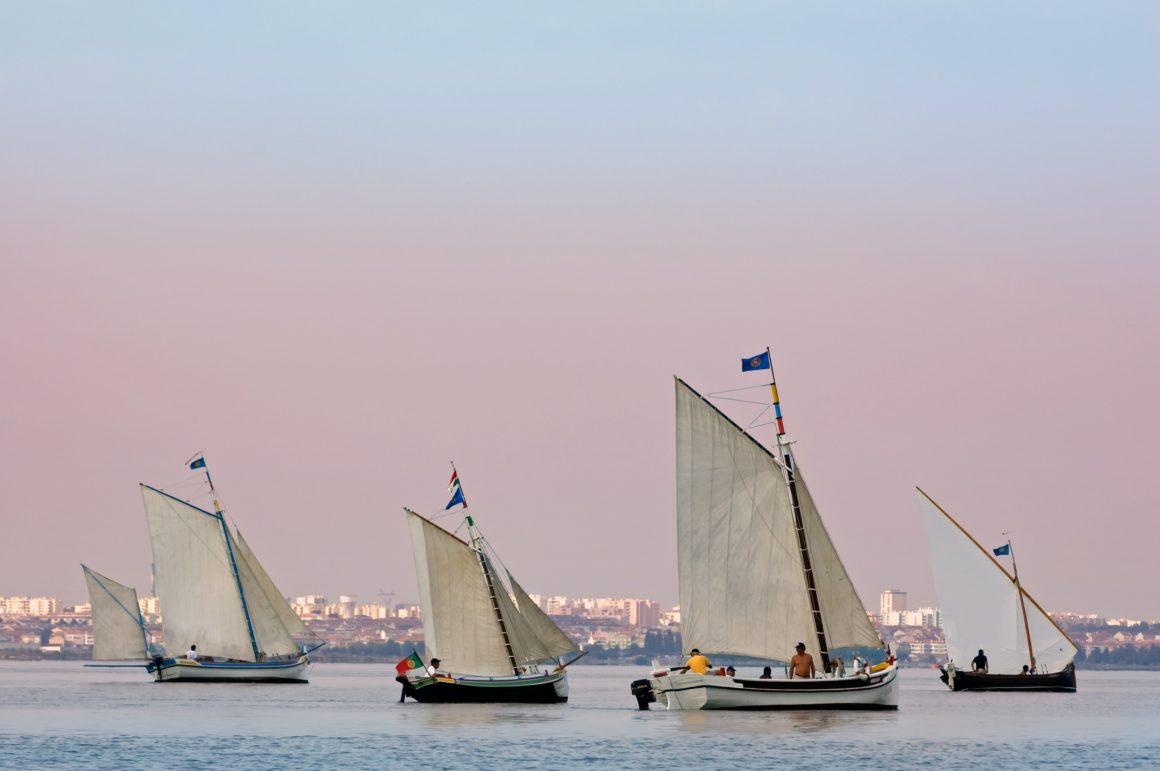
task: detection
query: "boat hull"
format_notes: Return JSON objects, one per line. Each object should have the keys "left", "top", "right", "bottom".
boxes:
{"left": 638, "top": 665, "right": 899, "bottom": 710}
{"left": 940, "top": 662, "right": 1076, "bottom": 692}
{"left": 148, "top": 656, "right": 311, "bottom": 683}
{"left": 401, "top": 671, "right": 569, "bottom": 704}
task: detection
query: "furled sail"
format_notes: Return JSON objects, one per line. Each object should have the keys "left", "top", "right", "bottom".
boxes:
{"left": 509, "top": 573, "right": 579, "bottom": 660}
{"left": 918, "top": 489, "right": 1077, "bottom": 674}
{"left": 141, "top": 485, "right": 255, "bottom": 662}
{"left": 676, "top": 378, "right": 877, "bottom": 665}
{"left": 82, "top": 565, "right": 148, "bottom": 660}
{"left": 232, "top": 528, "right": 312, "bottom": 657}
{"left": 407, "top": 510, "right": 513, "bottom": 675}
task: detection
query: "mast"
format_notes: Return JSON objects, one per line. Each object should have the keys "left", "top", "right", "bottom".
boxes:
{"left": 765, "top": 348, "right": 831, "bottom": 671}
{"left": 195, "top": 455, "right": 262, "bottom": 662}
{"left": 1006, "top": 537, "right": 1037, "bottom": 672}
{"left": 455, "top": 465, "right": 520, "bottom": 675}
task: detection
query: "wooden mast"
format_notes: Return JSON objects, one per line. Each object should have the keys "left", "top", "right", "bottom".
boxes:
{"left": 765, "top": 348, "right": 832, "bottom": 672}
{"left": 1007, "top": 537, "right": 1037, "bottom": 673}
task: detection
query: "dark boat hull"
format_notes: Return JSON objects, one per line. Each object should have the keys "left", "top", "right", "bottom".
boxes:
{"left": 399, "top": 672, "right": 568, "bottom": 704}
{"left": 940, "top": 662, "right": 1076, "bottom": 692}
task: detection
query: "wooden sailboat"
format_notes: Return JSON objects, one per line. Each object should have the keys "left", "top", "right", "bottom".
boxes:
{"left": 635, "top": 355, "right": 899, "bottom": 711}
{"left": 398, "top": 468, "right": 581, "bottom": 703}
{"left": 918, "top": 488, "right": 1078, "bottom": 692}
{"left": 85, "top": 456, "right": 323, "bottom": 682}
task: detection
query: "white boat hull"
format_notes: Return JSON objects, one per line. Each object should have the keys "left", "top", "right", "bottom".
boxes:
{"left": 645, "top": 665, "right": 899, "bottom": 710}
{"left": 150, "top": 656, "right": 311, "bottom": 683}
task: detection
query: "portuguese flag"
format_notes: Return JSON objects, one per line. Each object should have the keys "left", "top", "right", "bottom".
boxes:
{"left": 395, "top": 651, "right": 423, "bottom": 675}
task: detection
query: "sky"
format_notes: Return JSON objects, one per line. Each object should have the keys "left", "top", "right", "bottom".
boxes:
{"left": 1, "top": 2, "right": 1157, "bottom": 618}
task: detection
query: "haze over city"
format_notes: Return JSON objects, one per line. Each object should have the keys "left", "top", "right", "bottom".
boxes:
{"left": 2, "top": 3, "right": 1157, "bottom": 618}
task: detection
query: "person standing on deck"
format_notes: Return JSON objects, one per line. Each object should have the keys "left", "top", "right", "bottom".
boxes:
{"left": 972, "top": 649, "right": 988, "bottom": 673}
{"left": 789, "top": 643, "right": 815, "bottom": 679}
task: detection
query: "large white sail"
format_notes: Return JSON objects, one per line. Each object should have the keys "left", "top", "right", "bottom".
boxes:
{"left": 141, "top": 485, "right": 256, "bottom": 662}
{"left": 232, "top": 528, "right": 311, "bottom": 657}
{"left": 677, "top": 378, "right": 817, "bottom": 663}
{"left": 407, "top": 510, "right": 514, "bottom": 675}
{"left": 509, "top": 573, "right": 579, "bottom": 660}
{"left": 918, "top": 489, "right": 1077, "bottom": 674}
{"left": 82, "top": 565, "right": 148, "bottom": 660}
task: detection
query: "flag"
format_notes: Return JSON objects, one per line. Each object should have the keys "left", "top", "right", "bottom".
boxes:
{"left": 993, "top": 544, "right": 1010, "bottom": 556}
{"left": 445, "top": 484, "right": 466, "bottom": 510}
{"left": 448, "top": 469, "right": 459, "bottom": 489}
{"left": 190, "top": 457, "right": 206, "bottom": 470}
{"left": 741, "top": 351, "right": 771, "bottom": 372}
{"left": 395, "top": 651, "right": 423, "bottom": 675}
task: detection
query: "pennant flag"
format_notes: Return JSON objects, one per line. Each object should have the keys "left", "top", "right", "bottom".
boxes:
{"left": 190, "top": 457, "right": 206, "bottom": 470}
{"left": 741, "top": 351, "right": 771, "bottom": 372}
{"left": 448, "top": 469, "right": 459, "bottom": 490}
{"left": 395, "top": 651, "right": 423, "bottom": 675}
{"left": 993, "top": 544, "right": 1010, "bottom": 556}
{"left": 445, "top": 484, "right": 466, "bottom": 510}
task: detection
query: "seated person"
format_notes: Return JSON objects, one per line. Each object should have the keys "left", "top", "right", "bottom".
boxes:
{"left": 830, "top": 657, "right": 845, "bottom": 678}
{"left": 677, "top": 648, "right": 711, "bottom": 674}
{"left": 427, "top": 658, "right": 443, "bottom": 677}
{"left": 725, "top": 666, "right": 736, "bottom": 677}
{"left": 759, "top": 666, "right": 772, "bottom": 679}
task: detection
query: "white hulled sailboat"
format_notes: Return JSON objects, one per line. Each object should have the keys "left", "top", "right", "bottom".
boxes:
{"left": 634, "top": 355, "right": 898, "bottom": 710}
{"left": 918, "top": 488, "right": 1077, "bottom": 692}
{"left": 397, "top": 468, "right": 581, "bottom": 703}
{"left": 85, "top": 456, "right": 322, "bottom": 682}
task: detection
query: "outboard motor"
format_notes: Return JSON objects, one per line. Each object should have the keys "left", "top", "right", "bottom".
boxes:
{"left": 630, "top": 678, "right": 655, "bottom": 711}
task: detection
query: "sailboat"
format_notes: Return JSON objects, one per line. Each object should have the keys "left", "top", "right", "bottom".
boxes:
{"left": 918, "top": 488, "right": 1078, "bottom": 692}
{"left": 634, "top": 355, "right": 899, "bottom": 711}
{"left": 86, "top": 456, "right": 323, "bottom": 682}
{"left": 397, "top": 468, "right": 582, "bottom": 703}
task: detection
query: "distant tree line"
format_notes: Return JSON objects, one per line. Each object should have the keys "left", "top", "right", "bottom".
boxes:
{"left": 1075, "top": 645, "right": 1160, "bottom": 669}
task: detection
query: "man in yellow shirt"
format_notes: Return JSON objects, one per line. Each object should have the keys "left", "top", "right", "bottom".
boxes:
{"left": 679, "top": 648, "right": 711, "bottom": 674}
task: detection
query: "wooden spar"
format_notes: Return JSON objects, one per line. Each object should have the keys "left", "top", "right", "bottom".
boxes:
{"left": 766, "top": 350, "right": 831, "bottom": 672}
{"left": 1008, "top": 538, "right": 1037, "bottom": 672}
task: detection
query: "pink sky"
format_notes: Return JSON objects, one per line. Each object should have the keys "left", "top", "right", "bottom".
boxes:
{"left": 2, "top": 3, "right": 1157, "bottom": 617}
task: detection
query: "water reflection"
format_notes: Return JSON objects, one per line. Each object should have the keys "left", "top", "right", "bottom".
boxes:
{"left": 675, "top": 707, "right": 899, "bottom": 737}
{"left": 393, "top": 701, "right": 570, "bottom": 732}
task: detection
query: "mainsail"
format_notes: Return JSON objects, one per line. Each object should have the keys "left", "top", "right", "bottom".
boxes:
{"left": 918, "top": 488, "right": 1078, "bottom": 674}
{"left": 676, "top": 378, "right": 881, "bottom": 665}
{"left": 82, "top": 565, "right": 148, "bottom": 660}
{"left": 407, "top": 510, "right": 577, "bottom": 675}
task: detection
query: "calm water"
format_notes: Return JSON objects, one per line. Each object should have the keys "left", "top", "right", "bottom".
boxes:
{"left": 1, "top": 662, "right": 1157, "bottom": 769}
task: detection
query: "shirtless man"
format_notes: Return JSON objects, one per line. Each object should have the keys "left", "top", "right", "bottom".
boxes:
{"left": 789, "top": 642, "right": 815, "bottom": 679}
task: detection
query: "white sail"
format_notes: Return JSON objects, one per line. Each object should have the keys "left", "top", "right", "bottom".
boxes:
{"left": 509, "top": 573, "right": 579, "bottom": 660}
{"left": 231, "top": 528, "right": 311, "bottom": 657}
{"left": 796, "top": 474, "right": 884, "bottom": 651}
{"left": 487, "top": 560, "right": 549, "bottom": 666}
{"left": 677, "top": 378, "right": 818, "bottom": 663}
{"left": 407, "top": 510, "right": 514, "bottom": 675}
{"left": 141, "top": 485, "right": 256, "bottom": 662}
{"left": 918, "top": 489, "right": 1077, "bottom": 674}
{"left": 82, "top": 565, "right": 148, "bottom": 660}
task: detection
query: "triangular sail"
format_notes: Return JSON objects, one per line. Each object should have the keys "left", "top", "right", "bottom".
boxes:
{"left": 796, "top": 475, "right": 883, "bottom": 651}
{"left": 82, "top": 565, "right": 148, "bottom": 660}
{"left": 487, "top": 559, "right": 549, "bottom": 666}
{"left": 231, "top": 528, "right": 312, "bottom": 657}
{"left": 407, "top": 510, "right": 513, "bottom": 675}
{"left": 141, "top": 485, "right": 255, "bottom": 662}
{"left": 918, "top": 489, "right": 1077, "bottom": 674}
{"left": 676, "top": 378, "right": 817, "bottom": 662}
{"left": 509, "top": 573, "right": 578, "bottom": 660}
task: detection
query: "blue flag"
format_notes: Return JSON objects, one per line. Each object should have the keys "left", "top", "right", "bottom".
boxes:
{"left": 993, "top": 544, "right": 1010, "bottom": 556}
{"left": 190, "top": 458, "right": 206, "bottom": 470}
{"left": 445, "top": 485, "right": 466, "bottom": 510}
{"left": 741, "top": 351, "right": 771, "bottom": 372}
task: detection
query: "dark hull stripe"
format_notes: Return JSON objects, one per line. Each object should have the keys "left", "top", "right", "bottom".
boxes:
{"left": 410, "top": 678, "right": 566, "bottom": 704}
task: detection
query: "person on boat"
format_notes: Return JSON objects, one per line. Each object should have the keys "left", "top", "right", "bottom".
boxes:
{"left": 1021, "top": 665, "right": 1030, "bottom": 675}
{"left": 971, "top": 649, "right": 989, "bottom": 673}
{"left": 185, "top": 644, "right": 198, "bottom": 661}
{"left": 678, "top": 648, "right": 711, "bottom": 674}
{"left": 830, "top": 657, "right": 846, "bottom": 678}
{"left": 760, "top": 666, "right": 772, "bottom": 679}
{"left": 426, "top": 658, "right": 442, "bottom": 677}
{"left": 789, "top": 643, "right": 815, "bottom": 679}
{"left": 725, "top": 666, "right": 736, "bottom": 677}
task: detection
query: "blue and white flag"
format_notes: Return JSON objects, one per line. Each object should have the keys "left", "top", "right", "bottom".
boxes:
{"left": 190, "top": 457, "right": 206, "bottom": 470}
{"left": 992, "top": 544, "right": 1010, "bottom": 556}
{"left": 445, "top": 484, "right": 466, "bottom": 510}
{"left": 741, "top": 351, "right": 771, "bottom": 372}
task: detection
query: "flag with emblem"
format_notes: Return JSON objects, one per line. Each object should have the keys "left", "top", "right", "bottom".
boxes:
{"left": 395, "top": 651, "right": 423, "bottom": 674}
{"left": 741, "top": 351, "right": 771, "bottom": 372}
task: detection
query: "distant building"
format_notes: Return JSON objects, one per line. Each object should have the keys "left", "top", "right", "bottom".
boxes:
{"left": 880, "top": 590, "right": 906, "bottom": 618}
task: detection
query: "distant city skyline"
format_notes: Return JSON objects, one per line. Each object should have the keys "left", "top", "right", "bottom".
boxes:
{"left": 2, "top": 3, "right": 1157, "bottom": 617}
